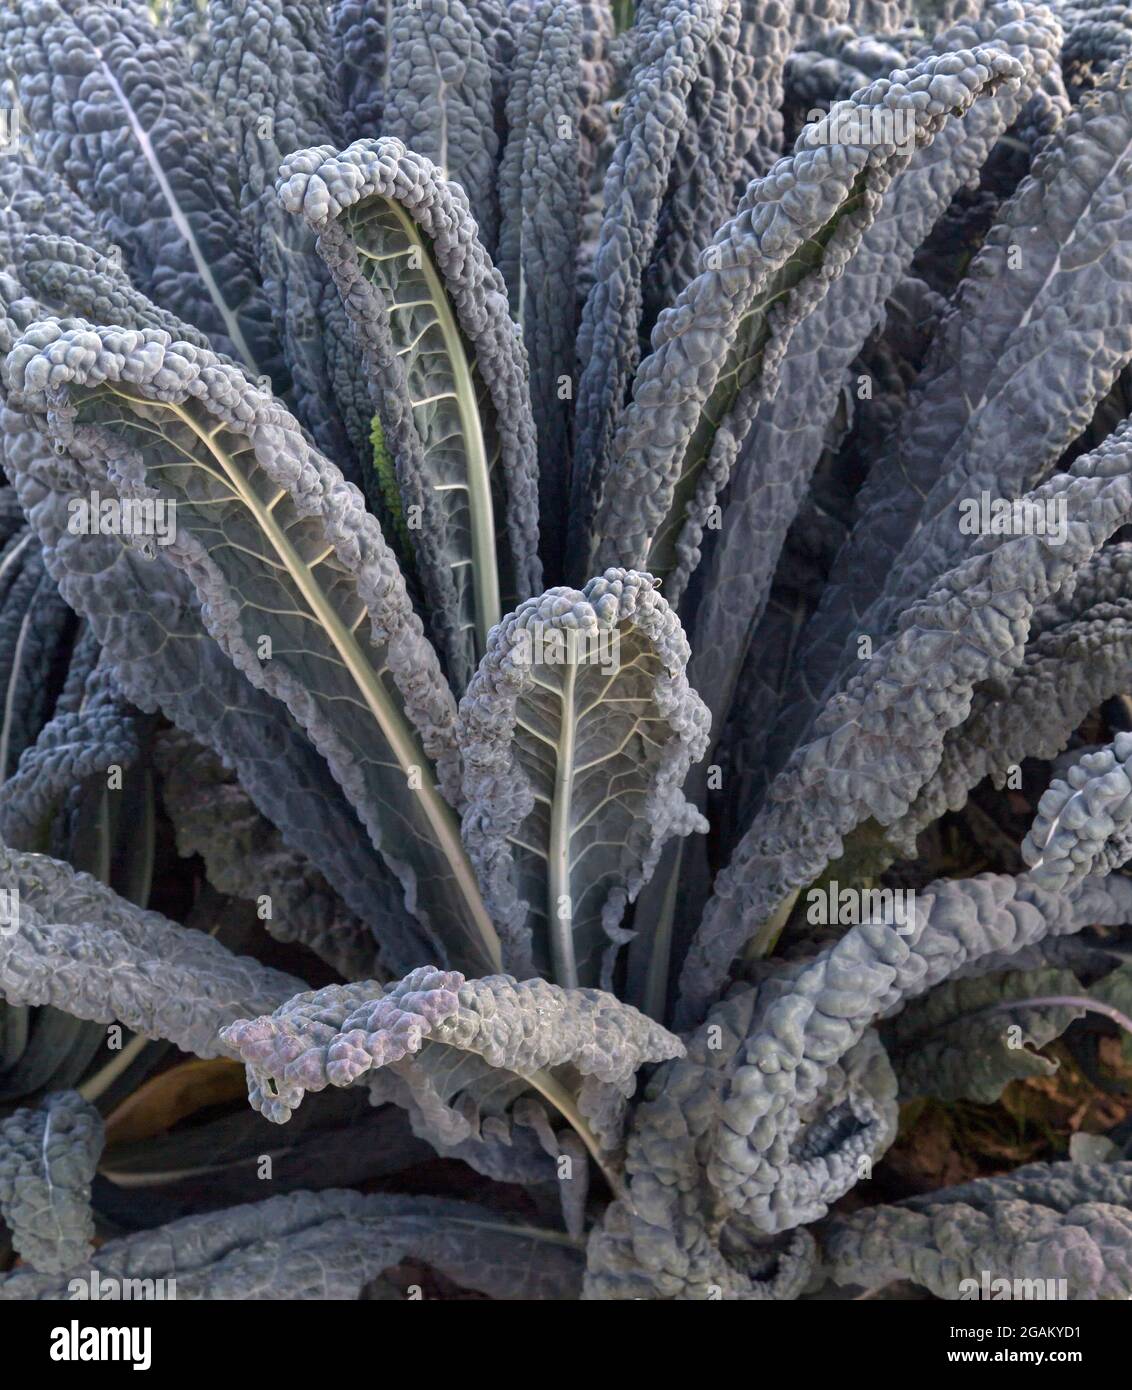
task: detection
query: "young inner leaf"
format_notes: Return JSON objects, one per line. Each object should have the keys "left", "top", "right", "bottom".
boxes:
{"left": 347, "top": 198, "right": 502, "bottom": 658}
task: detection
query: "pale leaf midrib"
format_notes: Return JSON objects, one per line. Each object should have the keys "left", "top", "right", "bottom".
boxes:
{"left": 361, "top": 199, "right": 501, "bottom": 655}
{"left": 645, "top": 285, "right": 778, "bottom": 580}
{"left": 97, "top": 60, "right": 260, "bottom": 375}
{"left": 161, "top": 397, "right": 501, "bottom": 972}
{"left": 547, "top": 659, "right": 579, "bottom": 989}
{"left": 644, "top": 208, "right": 856, "bottom": 579}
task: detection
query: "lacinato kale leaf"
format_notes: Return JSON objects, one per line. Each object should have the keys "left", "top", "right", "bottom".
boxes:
{"left": 2, "top": 0, "right": 1132, "bottom": 1304}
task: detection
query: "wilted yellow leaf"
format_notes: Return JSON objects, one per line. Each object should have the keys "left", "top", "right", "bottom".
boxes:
{"left": 102, "top": 1058, "right": 248, "bottom": 1148}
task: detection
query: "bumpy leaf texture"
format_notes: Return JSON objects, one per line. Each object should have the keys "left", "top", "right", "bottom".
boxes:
{"left": 152, "top": 729, "right": 378, "bottom": 981}
{"left": 6, "top": 322, "right": 503, "bottom": 975}
{"left": 0, "top": 1090, "right": 103, "bottom": 1275}
{"left": 0, "top": 659, "right": 143, "bottom": 852}
{"left": 330, "top": 0, "right": 391, "bottom": 142}
{"left": 571, "top": 0, "right": 730, "bottom": 559}
{"left": 5, "top": 0, "right": 1132, "bottom": 1308}
{"left": 278, "top": 137, "right": 541, "bottom": 688}
{"left": 384, "top": 0, "right": 501, "bottom": 251}
{"left": 0, "top": 144, "right": 431, "bottom": 976}
{"left": 458, "top": 569, "right": 709, "bottom": 987}
{"left": 776, "top": 57, "right": 1132, "bottom": 769}
{"left": 0, "top": 1189, "right": 585, "bottom": 1299}
{"left": 888, "top": 542, "right": 1132, "bottom": 860}
{"left": 686, "top": 1, "right": 1061, "bottom": 742}
{"left": 497, "top": 0, "right": 582, "bottom": 578}
{"left": 821, "top": 1162, "right": 1132, "bottom": 1298}
{"left": 192, "top": 0, "right": 362, "bottom": 472}
{"left": 0, "top": 843, "right": 305, "bottom": 1060}
{"left": 0, "top": 532, "right": 78, "bottom": 784}
{"left": 683, "top": 417, "right": 1132, "bottom": 1019}
{"left": 0, "top": 0, "right": 281, "bottom": 378}
{"left": 585, "top": 28, "right": 1040, "bottom": 583}
{"left": 221, "top": 965, "right": 684, "bottom": 1150}
{"left": 640, "top": 0, "right": 745, "bottom": 336}
{"left": 1024, "top": 731, "right": 1132, "bottom": 887}
{"left": 588, "top": 872, "right": 1132, "bottom": 1296}
{"left": 0, "top": 397, "right": 427, "bottom": 976}
{"left": 882, "top": 967, "right": 1086, "bottom": 1102}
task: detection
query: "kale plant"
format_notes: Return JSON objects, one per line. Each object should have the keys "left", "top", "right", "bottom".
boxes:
{"left": 0, "top": 0, "right": 1131, "bottom": 1301}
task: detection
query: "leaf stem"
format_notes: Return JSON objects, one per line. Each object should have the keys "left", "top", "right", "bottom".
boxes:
{"left": 548, "top": 659, "right": 579, "bottom": 988}
{"left": 79, "top": 1033, "right": 153, "bottom": 1104}
{"left": 748, "top": 887, "right": 802, "bottom": 960}
{"left": 170, "top": 401, "right": 503, "bottom": 975}
{"left": 640, "top": 839, "right": 682, "bottom": 1023}
{"left": 527, "top": 1067, "right": 630, "bottom": 1205}
{"left": 98, "top": 60, "right": 260, "bottom": 374}
{"left": 385, "top": 204, "right": 501, "bottom": 655}
{"left": 979, "top": 995, "right": 1132, "bottom": 1039}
